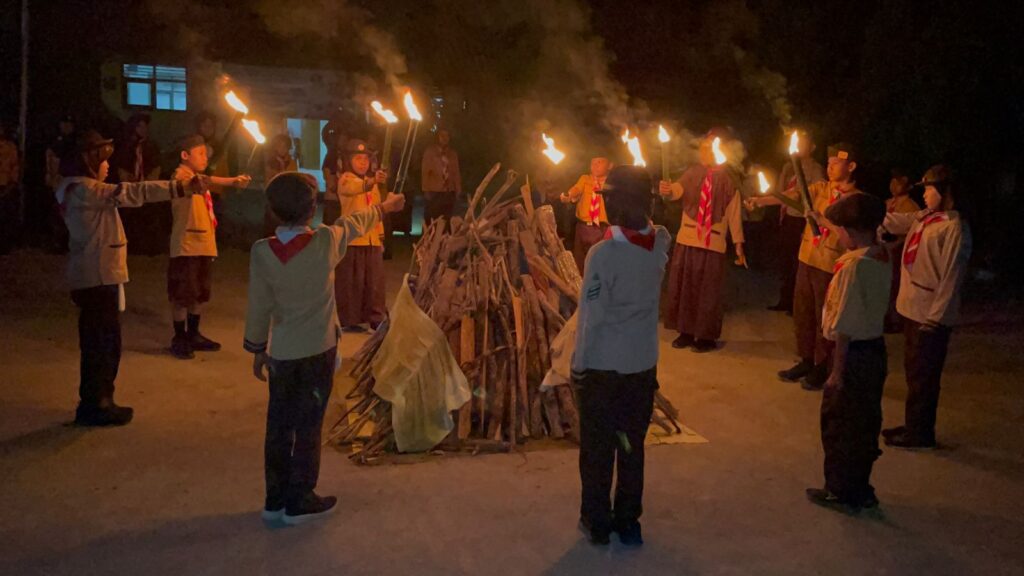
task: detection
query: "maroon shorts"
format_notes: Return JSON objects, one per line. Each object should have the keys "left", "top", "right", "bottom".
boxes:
{"left": 167, "top": 256, "right": 214, "bottom": 307}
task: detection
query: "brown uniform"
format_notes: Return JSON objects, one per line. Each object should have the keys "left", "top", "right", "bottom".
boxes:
{"left": 334, "top": 172, "right": 386, "bottom": 327}
{"left": 168, "top": 164, "right": 218, "bottom": 307}
{"left": 663, "top": 165, "right": 744, "bottom": 342}
{"left": 775, "top": 158, "right": 826, "bottom": 310}
{"left": 566, "top": 174, "right": 609, "bottom": 272}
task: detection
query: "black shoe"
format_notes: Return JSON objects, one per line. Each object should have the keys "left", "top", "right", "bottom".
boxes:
{"left": 800, "top": 363, "right": 828, "bottom": 391}
{"left": 189, "top": 332, "right": 222, "bottom": 352}
{"left": 672, "top": 334, "right": 695, "bottom": 349}
{"left": 778, "top": 360, "right": 813, "bottom": 382}
{"left": 805, "top": 488, "right": 860, "bottom": 514}
{"left": 884, "top": 430, "right": 936, "bottom": 450}
{"left": 767, "top": 302, "right": 791, "bottom": 312}
{"left": 171, "top": 335, "right": 195, "bottom": 360}
{"left": 75, "top": 403, "right": 134, "bottom": 427}
{"left": 261, "top": 496, "right": 286, "bottom": 522}
{"left": 283, "top": 493, "right": 338, "bottom": 526}
{"left": 881, "top": 426, "right": 906, "bottom": 440}
{"left": 614, "top": 521, "right": 644, "bottom": 547}
{"left": 578, "top": 517, "right": 611, "bottom": 546}
{"left": 860, "top": 493, "right": 880, "bottom": 509}
{"left": 693, "top": 339, "right": 717, "bottom": 353}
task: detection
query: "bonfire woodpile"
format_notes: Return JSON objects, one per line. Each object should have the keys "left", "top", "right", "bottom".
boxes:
{"left": 329, "top": 164, "right": 683, "bottom": 463}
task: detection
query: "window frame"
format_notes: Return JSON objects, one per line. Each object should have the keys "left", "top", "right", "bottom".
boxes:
{"left": 121, "top": 64, "right": 189, "bottom": 112}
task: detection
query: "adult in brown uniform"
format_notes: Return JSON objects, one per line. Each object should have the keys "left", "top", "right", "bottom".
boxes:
{"left": 659, "top": 129, "right": 746, "bottom": 353}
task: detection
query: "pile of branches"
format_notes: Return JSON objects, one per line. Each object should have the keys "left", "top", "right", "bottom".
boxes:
{"left": 329, "top": 164, "right": 682, "bottom": 463}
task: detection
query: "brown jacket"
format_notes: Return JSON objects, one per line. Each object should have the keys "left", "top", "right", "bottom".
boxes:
{"left": 57, "top": 177, "right": 193, "bottom": 290}
{"left": 420, "top": 144, "right": 461, "bottom": 194}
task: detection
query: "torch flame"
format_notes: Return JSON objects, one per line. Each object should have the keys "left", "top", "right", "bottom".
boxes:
{"left": 621, "top": 129, "right": 647, "bottom": 167}
{"left": 658, "top": 124, "right": 671, "bottom": 143}
{"left": 403, "top": 91, "right": 423, "bottom": 122}
{"left": 241, "top": 119, "right": 266, "bottom": 144}
{"left": 224, "top": 91, "right": 249, "bottom": 115}
{"left": 788, "top": 130, "right": 800, "bottom": 155}
{"left": 371, "top": 101, "right": 399, "bottom": 124}
{"left": 758, "top": 171, "right": 770, "bottom": 194}
{"left": 541, "top": 133, "right": 565, "bottom": 165}
{"left": 711, "top": 137, "right": 727, "bottom": 165}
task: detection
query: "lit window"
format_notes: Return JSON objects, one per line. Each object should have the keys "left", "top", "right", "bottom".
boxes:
{"left": 122, "top": 64, "right": 188, "bottom": 111}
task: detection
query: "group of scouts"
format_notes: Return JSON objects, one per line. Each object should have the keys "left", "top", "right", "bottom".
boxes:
{"left": 564, "top": 129, "right": 971, "bottom": 532}
{"left": 54, "top": 117, "right": 971, "bottom": 535}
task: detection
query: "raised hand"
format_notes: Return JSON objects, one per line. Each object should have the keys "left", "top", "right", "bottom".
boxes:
{"left": 382, "top": 192, "right": 406, "bottom": 213}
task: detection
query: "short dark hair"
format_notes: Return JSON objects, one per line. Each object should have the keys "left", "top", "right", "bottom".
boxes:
{"left": 177, "top": 133, "right": 206, "bottom": 153}
{"left": 825, "top": 192, "right": 886, "bottom": 232}
{"left": 603, "top": 165, "right": 653, "bottom": 229}
{"left": 266, "top": 172, "right": 318, "bottom": 225}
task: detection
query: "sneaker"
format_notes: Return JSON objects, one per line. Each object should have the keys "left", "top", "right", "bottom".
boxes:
{"left": 261, "top": 499, "right": 286, "bottom": 522}
{"left": 75, "top": 403, "right": 134, "bottom": 427}
{"left": 578, "top": 517, "right": 611, "bottom": 546}
{"left": 805, "top": 488, "right": 860, "bottom": 514}
{"left": 283, "top": 493, "right": 338, "bottom": 526}
{"left": 190, "top": 332, "right": 222, "bottom": 352}
{"left": 884, "top": 430, "right": 936, "bottom": 450}
{"left": 800, "top": 363, "right": 828, "bottom": 391}
{"left": 614, "top": 521, "right": 644, "bottom": 547}
{"left": 171, "top": 335, "right": 195, "bottom": 360}
{"left": 778, "top": 360, "right": 813, "bottom": 382}
{"left": 672, "top": 333, "right": 695, "bottom": 349}
{"left": 881, "top": 426, "right": 906, "bottom": 439}
{"left": 692, "top": 339, "right": 717, "bottom": 353}
{"left": 860, "top": 494, "right": 880, "bottom": 509}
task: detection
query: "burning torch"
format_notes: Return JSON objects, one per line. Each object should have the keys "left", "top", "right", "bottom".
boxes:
{"left": 658, "top": 125, "right": 671, "bottom": 182}
{"left": 240, "top": 118, "right": 266, "bottom": 175}
{"left": 394, "top": 90, "right": 423, "bottom": 195}
{"left": 371, "top": 100, "right": 399, "bottom": 192}
{"left": 212, "top": 90, "right": 249, "bottom": 170}
{"left": 788, "top": 130, "right": 820, "bottom": 236}
{"left": 621, "top": 129, "right": 647, "bottom": 167}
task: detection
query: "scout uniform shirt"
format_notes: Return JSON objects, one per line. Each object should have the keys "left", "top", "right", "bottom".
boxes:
{"left": 568, "top": 174, "right": 608, "bottom": 225}
{"left": 778, "top": 158, "right": 826, "bottom": 217}
{"left": 666, "top": 165, "right": 744, "bottom": 254}
{"left": 336, "top": 172, "right": 385, "bottom": 246}
{"left": 244, "top": 206, "right": 383, "bottom": 361}
{"left": 573, "top": 224, "right": 673, "bottom": 374}
{"left": 882, "top": 209, "right": 971, "bottom": 326}
{"left": 57, "top": 177, "right": 192, "bottom": 290}
{"left": 790, "top": 181, "right": 860, "bottom": 273}
{"left": 821, "top": 245, "right": 892, "bottom": 342}
{"left": 170, "top": 164, "right": 218, "bottom": 258}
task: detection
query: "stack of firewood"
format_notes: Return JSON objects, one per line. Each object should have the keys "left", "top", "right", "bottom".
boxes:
{"left": 329, "top": 164, "right": 682, "bottom": 463}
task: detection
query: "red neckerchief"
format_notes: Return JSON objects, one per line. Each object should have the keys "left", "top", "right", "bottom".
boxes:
{"left": 589, "top": 176, "right": 604, "bottom": 225}
{"left": 812, "top": 183, "right": 849, "bottom": 247}
{"left": 603, "top": 225, "right": 656, "bottom": 251}
{"left": 696, "top": 166, "right": 720, "bottom": 247}
{"left": 903, "top": 210, "right": 949, "bottom": 268}
{"left": 268, "top": 231, "right": 314, "bottom": 264}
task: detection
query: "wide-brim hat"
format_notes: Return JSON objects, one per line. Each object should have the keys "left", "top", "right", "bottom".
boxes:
{"left": 914, "top": 164, "right": 953, "bottom": 189}
{"left": 77, "top": 130, "right": 114, "bottom": 159}
{"left": 344, "top": 138, "right": 374, "bottom": 157}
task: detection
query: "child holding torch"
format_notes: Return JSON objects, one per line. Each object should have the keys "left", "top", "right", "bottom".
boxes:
{"left": 245, "top": 172, "right": 404, "bottom": 524}
{"left": 746, "top": 143, "right": 860, "bottom": 390}
{"left": 168, "top": 134, "right": 252, "bottom": 360}
{"left": 574, "top": 165, "right": 672, "bottom": 546}
{"left": 561, "top": 155, "right": 613, "bottom": 273}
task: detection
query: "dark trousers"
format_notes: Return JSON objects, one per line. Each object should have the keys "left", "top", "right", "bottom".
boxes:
{"left": 821, "top": 338, "right": 887, "bottom": 504}
{"left": 794, "top": 263, "right": 834, "bottom": 365}
{"left": 71, "top": 285, "right": 122, "bottom": 408}
{"left": 575, "top": 367, "right": 657, "bottom": 530}
{"left": 903, "top": 319, "right": 952, "bottom": 443}
{"left": 265, "top": 346, "right": 336, "bottom": 506}
{"left": 572, "top": 221, "right": 608, "bottom": 273}
{"left": 424, "top": 191, "right": 457, "bottom": 227}
{"left": 776, "top": 214, "right": 804, "bottom": 310}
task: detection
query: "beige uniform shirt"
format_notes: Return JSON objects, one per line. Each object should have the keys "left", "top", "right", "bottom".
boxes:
{"left": 244, "top": 207, "right": 383, "bottom": 360}
{"left": 337, "top": 172, "right": 385, "bottom": 247}
{"left": 787, "top": 181, "right": 859, "bottom": 273}
{"left": 567, "top": 174, "right": 608, "bottom": 224}
{"left": 822, "top": 245, "right": 892, "bottom": 341}
{"left": 170, "top": 164, "right": 218, "bottom": 258}
{"left": 883, "top": 210, "right": 971, "bottom": 326}
{"left": 666, "top": 167, "right": 744, "bottom": 254}
{"left": 57, "top": 177, "right": 191, "bottom": 290}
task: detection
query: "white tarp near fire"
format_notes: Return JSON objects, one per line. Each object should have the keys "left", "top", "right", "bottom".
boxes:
{"left": 371, "top": 276, "right": 472, "bottom": 452}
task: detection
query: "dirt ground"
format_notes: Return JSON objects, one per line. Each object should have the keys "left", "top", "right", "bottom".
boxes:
{"left": 1, "top": 240, "right": 1022, "bottom": 576}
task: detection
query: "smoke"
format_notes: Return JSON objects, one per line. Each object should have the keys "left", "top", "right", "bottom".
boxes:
{"left": 733, "top": 46, "right": 793, "bottom": 129}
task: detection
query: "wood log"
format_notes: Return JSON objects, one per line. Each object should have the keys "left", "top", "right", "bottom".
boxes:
{"left": 465, "top": 163, "right": 502, "bottom": 220}
{"left": 458, "top": 314, "right": 474, "bottom": 440}
{"left": 555, "top": 385, "right": 580, "bottom": 442}
{"left": 511, "top": 297, "right": 529, "bottom": 439}
{"left": 542, "top": 389, "right": 565, "bottom": 439}
{"left": 526, "top": 255, "right": 579, "bottom": 304}
{"left": 520, "top": 275, "right": 550, "bottom": 367}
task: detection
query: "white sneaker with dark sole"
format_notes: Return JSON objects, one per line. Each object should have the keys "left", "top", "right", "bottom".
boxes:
{"left": 261, "top": 507, "right": 285, "bottom": 522}
{"left": 283, "top": 497, "right": 338, "bottom": 526}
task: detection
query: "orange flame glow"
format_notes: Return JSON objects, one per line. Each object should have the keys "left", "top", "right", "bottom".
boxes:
{"left": 403, "top": 91, "right": 423, "bottom": 122}
{"left": 758, "top": 171, "right": 770, "bottom": 194}
{"left": 711, "top": 137, "right": 727, "bottom": 165}
{"left": 241, "top": 119, "right": 266, "bottom": 144}
{"left": 621, "top": 129, "right": 647, "bottom": 167}
{"left": 371, "top": 101, "right": 399, "bottom": 124}
{"left": 658, "top": 124, "right": 671, "bottom": 143}
{"left": 224, "top": 91, "right": 249, "bottom": 114}
{"left": 541, "top": 133, "right": 565, "bottom": 165}
{"left": 788, "top": 130, "right": 800, "bottom": 155}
